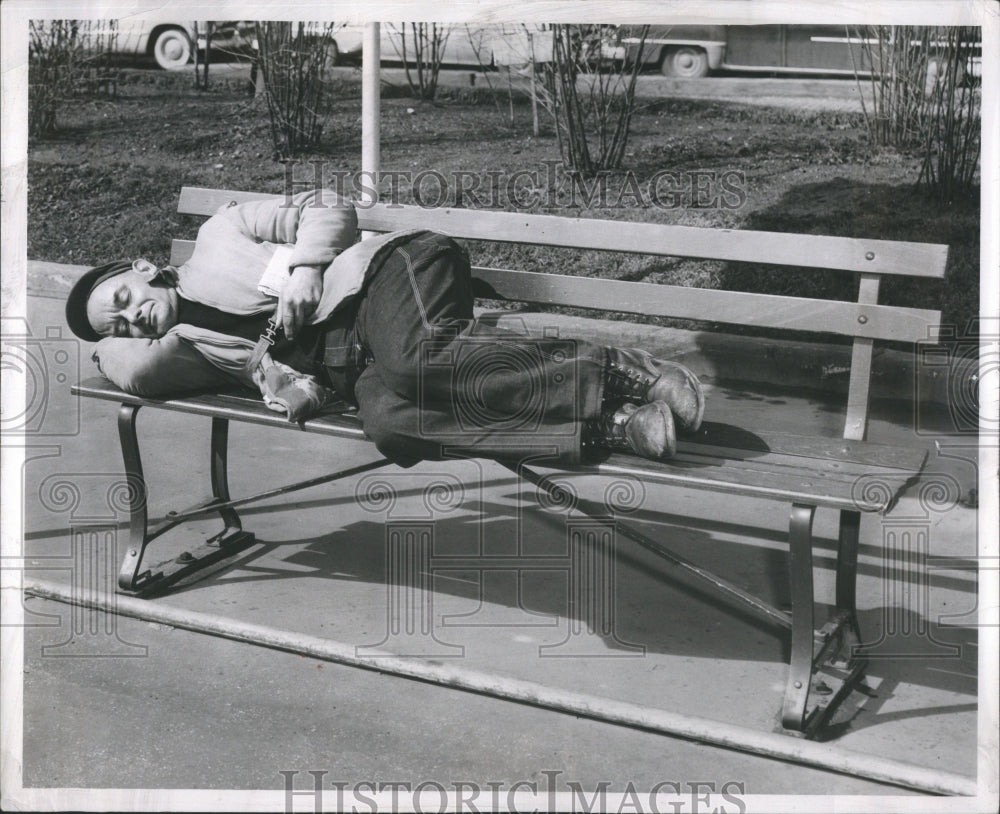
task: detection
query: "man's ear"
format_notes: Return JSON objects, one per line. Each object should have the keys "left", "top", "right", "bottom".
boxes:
{"left": 132, "top": 258, "right": 158, "bottom": 279}
{"left": 132, "top": 258, "right": 178, "bottom": 286}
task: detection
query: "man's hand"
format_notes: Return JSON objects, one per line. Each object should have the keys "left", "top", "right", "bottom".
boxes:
{"left": 277, "top": 265, "right": 323, "bottom": 340}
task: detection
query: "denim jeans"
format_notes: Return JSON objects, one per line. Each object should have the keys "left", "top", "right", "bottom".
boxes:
{"left": 328, "top": 231, "right": 606, "bottom": 467}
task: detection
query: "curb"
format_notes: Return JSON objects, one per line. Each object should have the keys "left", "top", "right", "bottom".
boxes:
{"left": 27, "top": 260, "right": 955, "bottom": 410}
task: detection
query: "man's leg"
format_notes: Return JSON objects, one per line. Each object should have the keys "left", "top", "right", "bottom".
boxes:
{"left": 351, "top": 231, "right": 704, "bottom": 466}
{"left": 354, "top": 231, "right": 605, "bottom": 431}
{"left": 353, "top": 366, "right": 584, "bottom": 467}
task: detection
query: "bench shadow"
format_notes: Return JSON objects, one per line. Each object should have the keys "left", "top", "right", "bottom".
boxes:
{"left": 166, "top": 513, "right": 790, "bottom": 665}
{"left": 154, "top": 490, "right": 978, "bottom": 706}
{"left": 814, "top": 607, "right": 978, "bottom": 740}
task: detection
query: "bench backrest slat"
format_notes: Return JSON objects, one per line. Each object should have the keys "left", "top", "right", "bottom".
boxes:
{"left": 169, "top": 238, "right": 938, "bottom": 343}
{"left": 177, "top": 186, "right": 949, "bottom": 279}
{"left": 843, "top": 274, "right": 882, "bottom": 441}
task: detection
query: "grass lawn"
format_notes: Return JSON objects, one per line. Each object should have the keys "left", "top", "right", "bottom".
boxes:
{"left": 27, "top": 69, "right": 980, "bottom": 336}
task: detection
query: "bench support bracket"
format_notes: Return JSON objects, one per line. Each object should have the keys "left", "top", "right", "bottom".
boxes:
{"left": 116, "top": 405, "right": 257, "bottom": 595}
{"left": 114, "top": 404, "right": 393, "bottom": 597}
{"left": 783, "top": 503, "right": 818, "bottom": 729}
{"left": 513, "top": 463, "right": 872, "bottom": 737}
{"left": 781, "top": 504, "right": 872, "bottom": 736}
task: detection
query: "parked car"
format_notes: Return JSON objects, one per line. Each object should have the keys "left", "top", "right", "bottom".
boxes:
{"left": 247, "top": 22, "right": 550, "bottom": 70}
{"left": 617, "top": 25, "right": 875, "bottom": 78}
{"left": 617, "top": 24, "right": 981, "bottom": 81}
{"left": 83, "top": 16, "right": 254, "bottom": 70}
{"left": 255, "top": 22, "right": 366, "bottom": 66}
{"left": 322, "top": 23, "right": 494, "bottom": 67}
{"left": 322, "top": 24, "right": 364, "bottom": 65}
{"left": 617, "top": 25, "right": 725, "bottom": 77}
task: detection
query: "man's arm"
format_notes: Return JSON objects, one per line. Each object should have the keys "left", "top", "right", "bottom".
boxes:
{"left": 92, "top": 334, "right": 245, "bottom": 396}
{"left": 222, "top": 188, "right": 358, "bottom": 338}
{"left": 223, "top": 187, "right": 358, "bottom": 270}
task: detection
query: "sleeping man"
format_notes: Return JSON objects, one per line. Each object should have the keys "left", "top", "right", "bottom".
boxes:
{"left": 65, "top": 189, "right": 705, "bottom": 468}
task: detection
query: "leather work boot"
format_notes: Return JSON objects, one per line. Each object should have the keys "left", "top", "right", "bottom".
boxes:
{"left": 604, "top": 347, "right": 705, "bottom": 432}
{"left": 584, "top": 401, "right": 677, "bottom": 461}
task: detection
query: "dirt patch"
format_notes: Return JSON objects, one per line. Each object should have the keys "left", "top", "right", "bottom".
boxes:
{"left": 27, "top": 69, "right": 979, "bottom": 332}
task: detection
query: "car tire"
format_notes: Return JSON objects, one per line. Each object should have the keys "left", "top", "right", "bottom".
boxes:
{"left": 152, "top": 27, "right": 193, "bottom": 70}
{"left": 660, "top": 46, "right": 710, "bottom": 78}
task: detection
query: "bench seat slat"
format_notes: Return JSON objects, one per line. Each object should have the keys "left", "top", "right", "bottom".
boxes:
{"left": 168, "top": 239, "right": 938, "bottom": 343}
{"left": 73, "top": 380, "right": 366, "bottom": 439}
{"left": 592, "top": 456, "right": 912, "bottom": 512}
{"left": 177, "top": 186, "right": 948, "bottom": 279}
{"left": 672, "top": 446, "right": 922, "bottom": 484}
{"left": 662, "top": 453, "right": 915, "bottom": 503}
{"left": 681, "top": 426, "right": 927, "bottom": 470}
{"left": 71, "top": 379, "right": 921, "bottom": 513}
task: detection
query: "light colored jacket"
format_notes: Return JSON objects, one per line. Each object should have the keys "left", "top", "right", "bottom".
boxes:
{"left": 91, "top": 189, "right": 425, "bottom": 396}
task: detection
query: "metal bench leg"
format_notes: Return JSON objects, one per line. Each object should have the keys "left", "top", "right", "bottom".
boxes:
{"left": 115, "top": 408, "right": 256, "bottom": 596}
{"left": 513, "top": 464, "right": 872, "bottom": 735}
{"left": 836, "top": 509, "right": 862, "bottom": 641}
{"left": 782, "top": 505, "right": 874, "bottom": 735}
{"left": 132, "top": 416, "right": 256, "bottom": 596}
{"left": 117, "top": 404, "right": 149, "bottom": 591}
{"left": 782, "top": 503, "right": 816, "bottom": 730}
{"left": 210, "top": 417, "right": 243, "bottom": 536}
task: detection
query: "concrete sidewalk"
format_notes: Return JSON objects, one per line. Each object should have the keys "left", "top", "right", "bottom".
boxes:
{"left": 8, "top": 291, "right": 981, "bottom": 802}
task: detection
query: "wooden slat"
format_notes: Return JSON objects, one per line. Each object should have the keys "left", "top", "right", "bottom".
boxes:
{"left": 680, "top": 423, "right": 927, "bottom": 471}
{"left": 170, "top": 239, "right": 195, "bottom": 266}
{"left": 843, "top": 274, "right": 881, "bottom": 441}
{"left": 72, "top": 379, "right": 925, "bottom": 475}
{"left": 71, "top": 378, "right": 924, "bottom": 512}
{"left": 665, "top": 450, "right": 916, "bottom": 494}
{"left": 590, "top": 457, "right": 914, "bottom": 513}
{"left": 72, "top": 380, "right": 366, "bottom": 440}
{"left": 177, "top": 187, "right": 949, "bottom": 279}
{"left": 169, "top": 239, "right": 938, "bottom": 343}
{"left": 178, "top": 187, "right": 266, "bottom": 214}
{"left": 471, "top": 267, "right": 938, "bottom": 342}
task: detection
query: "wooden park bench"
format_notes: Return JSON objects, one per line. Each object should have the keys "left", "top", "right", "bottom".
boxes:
{"left": 71, "top": 185, "right": 946, "bottom": 736}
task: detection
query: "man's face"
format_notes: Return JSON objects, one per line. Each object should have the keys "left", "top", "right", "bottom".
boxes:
{"left": 86, "top": 269, "right": 179, "bottom": 339}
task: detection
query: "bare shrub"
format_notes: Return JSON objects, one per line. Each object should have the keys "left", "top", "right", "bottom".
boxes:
{"left": 535, "top": 24, "right": 649, "bottom": 176}
{"left": 254, "top": 21, "right": 337, "bottom": 157}
{"left": 386, "top": 23, "right": 451, "bottom": 101}
{"left": 856, "top": 26, "right": 980, "bottom": 202}
{"left": 464, "top": 25, "right": 515, "bottom": 129}
{"left": 916, "top": 27, "right": 981, "bottom": 202}
{"left": 855, "top": 26, "right": 934, "bottom": 147}
{"left": 28, "top": 20, "right": 118, "bottom": 138}
{"left": 467, "top": 25, "right": 549, "bottom": 135}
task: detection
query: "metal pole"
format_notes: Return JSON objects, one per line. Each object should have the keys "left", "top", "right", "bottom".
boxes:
{"left": 528, "top": 31, "right": 539, "bottom": 137}
{"left": 23, "top": 577, "right": 977, "bottom": 797}
{"left": 361, "top": 22, "right": 380, "bottom": 239}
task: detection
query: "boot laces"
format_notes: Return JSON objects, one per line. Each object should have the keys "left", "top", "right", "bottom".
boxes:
{"left": 584, "top": 402, "right": 633, "bottom": 449}
{"left": 605, "top": 360, "right": 654, "bottom": 400}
